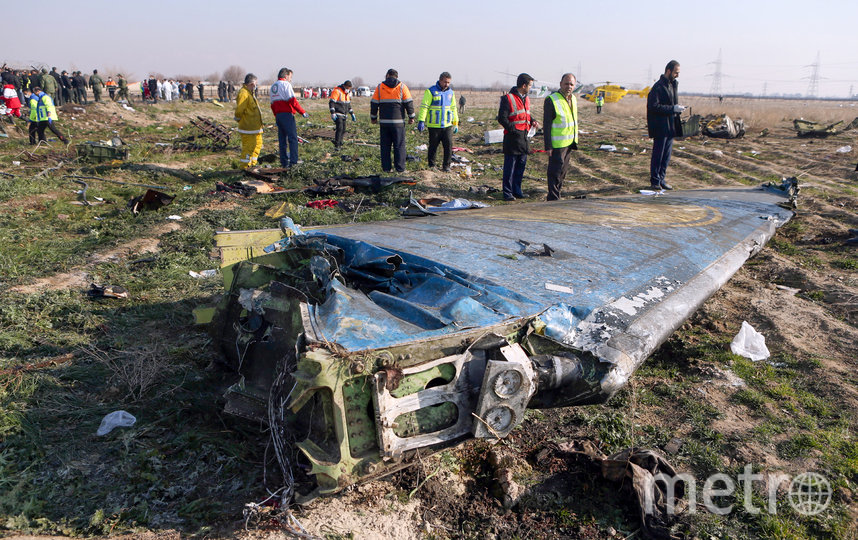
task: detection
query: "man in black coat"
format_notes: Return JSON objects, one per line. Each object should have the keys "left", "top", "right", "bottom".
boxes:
{"left": 60, "top": 71, "right": 72, "bottom": 104}
{"left": 148, "top": 77, "right": 158, "bottom": 103}
{"left": 497, "top": 73, "right": 539, "bottom": 201}
{"left": 646, "top": 60, "right": 685, "bottom": 190}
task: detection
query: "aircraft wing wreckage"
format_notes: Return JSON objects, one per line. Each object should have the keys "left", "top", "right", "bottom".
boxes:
{"left": 203, "top": 181, "right": 798, "bottom": 502}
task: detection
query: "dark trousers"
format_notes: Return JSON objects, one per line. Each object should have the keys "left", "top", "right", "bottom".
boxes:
{"left": 334, "top": 116, "right": 347, "bottom": 148}
{"left": 379, "top": 123, "right": 406, "bottom": 172}
{"left": 108, "top": 88, "right": 116, "bottom": 100}
{"left": 275, "top": 113, "right": 299, "bottom": 166}
{"left": 93, "top": 89, "right": 101, "bottom": 102}
{"left": 650, "top": 136, "right": 673, "bottom": 186}
{"left": 502, "top": 153, "right": 528, "bottom": 199}
{"left": 427, "top": 126, "right": 453, "bottom": 169}
{"left": 52, "top": 91, "right": 62, "bottom": 106}
{"left": 76, "top": 88, "right": 87, "bottom": 104}
{"left": 29, "top": 120, "right": 65, "bottom": 143}
{"left": 547, "top": 145, "right": 575, "bottom": 200}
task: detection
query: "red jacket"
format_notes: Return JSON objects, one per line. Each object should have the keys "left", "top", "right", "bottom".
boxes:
{"left": 270, "top": 78, "right": 307, "bottom": 115}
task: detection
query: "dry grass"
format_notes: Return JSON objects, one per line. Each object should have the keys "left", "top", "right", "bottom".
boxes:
{"left": 84, "top": 344, "right": 185, "bottom": 402}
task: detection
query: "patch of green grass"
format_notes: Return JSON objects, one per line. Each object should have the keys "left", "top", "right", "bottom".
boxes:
{"left": 769, "top": 237, "right": 800, "bottom": 256}
{"left": 831, "top": 257, "right": 858, "bottom": 270}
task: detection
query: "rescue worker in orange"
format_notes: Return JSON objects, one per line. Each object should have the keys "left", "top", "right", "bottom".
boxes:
{"left": 371, "top": 68, "right": 415, "bottom": 173}
{"left": 497, "top": 73, "right": 539, "bottom": 201}
{"left": 329, "top": 80, "right": 357, "bottom": 150}
{"left": 234, "top": 73, "right": 263, "bottom": 169}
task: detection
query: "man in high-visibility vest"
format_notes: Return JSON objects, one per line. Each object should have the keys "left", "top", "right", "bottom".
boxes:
{"left": 24, "top": 87, "right": 68, "bottom": 144}
{"left": 595, "top": 93, "right": 604, "bottom": 114}
{"left": 497, "top": 73, "right": 539, "bottom": 201}
{"left": 543, "top": 73, "right": 579, "bottom": 201}
{"left": 328, "top": 80, "right": 357, "bottom": 150}
{"left": 371, "top": 68, "right": 415, "bottom": 173}
{"left": 417, "top": 71, "right": 459, "bottom": 172}
{"left": 234, "top": 73, "right": 264, "bottom": 169}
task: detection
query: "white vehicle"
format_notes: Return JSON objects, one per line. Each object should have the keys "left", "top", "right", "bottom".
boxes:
{"left": 355, "top": 86, "right": 372, "bottom": 97}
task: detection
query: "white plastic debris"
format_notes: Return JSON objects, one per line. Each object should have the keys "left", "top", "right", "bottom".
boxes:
{"left": 415, "top": 144, "right": 428, "bottom": 151}
{"left": 466, "top": 117, "right": 475, "bottom": 122}
{"left": 166, "top": 215, "right": 183, "bottom": 221}
{"left": 527, "top": 126, "right": 537, "bottom": 138}
{"left": 12, "top": 160, "right": 20, "bottom": 166}
{"left": 121, "top": 104, "right": 136, "bottom": 112}
{"left": 484, "top": 129, "right": 504, "bottom": 144}
{"left": 545, "top": 283, "right": 574, "bottom": 294}
{"left": 713, "top": 150, "right": 724, "bottom": 157}
{"left": 836, "top": 145, "right": 852, "bottom": 153}
{"left": 599, "top": 144, "right": 617, "bottom": 152}
{"left": 639, "top": 189, "right": 663, "bottom": 195}
{"left": 189, "top": 269, "right": 218, "bottom": 279}
{"left": 96, "top": 410, "right": 136, "bottom": 436}
{"left": 730, "top": 321, "right": 770, "bottom": 361}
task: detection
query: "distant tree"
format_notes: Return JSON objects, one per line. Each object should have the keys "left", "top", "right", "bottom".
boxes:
{"left": 174, "top": 73, "right": 201, "bottom": 82}
{"left": 104, "top": 65, "right": 134, "bottom": 80}
{"left": 222, "top": 65, "right": 245, "bottom": 83}
{"left": 351, "top": 76, "right": 364, "bottom": 87}
{"left": 205, "top": 72, "right": 220, "bottom": 84}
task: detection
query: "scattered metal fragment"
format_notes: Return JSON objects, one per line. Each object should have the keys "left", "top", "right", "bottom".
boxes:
{"left": 793, "top": 117, "right": 858, "bottom": 138}
{"left": 702, "top": 114, "right": 744, "bottom": 139}
{"left": 76, "top": 141, "right": 129, "bottom": 162}
{"left": 173, "top": 116, "right": 231, "bottom": 150}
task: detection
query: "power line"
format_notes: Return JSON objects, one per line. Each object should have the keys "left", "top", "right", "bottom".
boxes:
{"left": 707, "top": 49, "right": 723, "bottom": 97}
{"left": 805, "top": 52, "right": 820, "bottom": 97}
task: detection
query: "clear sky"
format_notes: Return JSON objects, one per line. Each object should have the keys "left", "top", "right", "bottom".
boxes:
{"left": 6, "top": 0, "right": 858, "bottom": 97}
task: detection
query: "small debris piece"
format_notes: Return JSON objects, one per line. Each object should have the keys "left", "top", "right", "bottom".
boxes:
{"left": 127, "top": 189, "right": 175, "bottom": 214}
{"left": 663, "top": 437, "right": 683, "bottom": 454}
{"left": 96, "top": 410, "right": 136, "bottom": 436}
{"left": 88, "top": 283, "right": 129, "bottom": 300}
{"left": 173, "top": 116, "right": 231, "bottom": 150}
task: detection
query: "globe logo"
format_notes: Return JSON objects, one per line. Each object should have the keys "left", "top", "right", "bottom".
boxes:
{"left": 788, "top": 472, "right": 832, "bottom": 516}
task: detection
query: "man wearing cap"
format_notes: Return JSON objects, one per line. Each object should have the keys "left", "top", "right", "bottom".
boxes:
{"left": 497, "top": 73, "right": 539, "bottom": 201}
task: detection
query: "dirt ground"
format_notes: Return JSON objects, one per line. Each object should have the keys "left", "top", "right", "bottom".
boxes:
{"left": 1, "top": 90, "right": 857, "bottom": 539}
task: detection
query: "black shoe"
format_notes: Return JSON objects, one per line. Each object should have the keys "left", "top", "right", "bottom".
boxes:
{"left": 504, "top": 196, "right": 515, "bottom": 202}
{"left": 442, "top": 167, "right": 451, "bottom": 172}
{"left": 515, "top": 193, "right": 529, "bottom": 199}
{"left": 650, "top": 183, "right": 662, "bottom": 190}
{"left": 660, "top": 182, "right": 673, "bottom": 190}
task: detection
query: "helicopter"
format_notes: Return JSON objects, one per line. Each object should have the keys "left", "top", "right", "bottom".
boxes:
{"left": 578, "top": 82, "right": 650, "bottom": 103}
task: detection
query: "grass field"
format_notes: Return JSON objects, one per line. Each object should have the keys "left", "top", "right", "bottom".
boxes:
{"left": 0, "top": 90, "right": 856, "bottom": 539}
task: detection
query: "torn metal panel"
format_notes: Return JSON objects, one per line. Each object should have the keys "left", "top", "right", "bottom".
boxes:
{"left": 702, "top": 114, "right": 744, "bottom": 139}
{"left": 206, "top": 183, "right": 796, "bottom": 500}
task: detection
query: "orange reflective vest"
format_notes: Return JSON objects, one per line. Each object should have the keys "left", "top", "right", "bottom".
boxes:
{"left": 504, "top": 92, "right": 531, "bottom": 133}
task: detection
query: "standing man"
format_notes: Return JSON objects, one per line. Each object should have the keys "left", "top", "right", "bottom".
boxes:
{"left": 89, "top": 69, "right": 104, "bottom": 103}
{"left": 270, "top": 68, "right": 309, "bottom": 168}
{"left": 458, "top": 94, "right": 466, "bottom": 115}
{"left": 543, "top": 73, "right": 579, "bottom": 201}
{"left": 595, "top": 93, "right": 604, "bottom": 114}
{"left": 49, "top": 67, "right": 62, "bottom": 105}
{"left": 60, "top": 71, "right": 72, "bottom": 104}
{"left": 40, "top": 69, "right": 58, "bottom": 109}
{"left": 148, "top": 76, "right": 158, "bottom": 103}
{"left": 186, "top": 80, "right": 194, "bottom": 101}
{"left": 328, "top": 80, "right": 356, "bottom": 150}
{"left": 197, "top": 81, "right": 204, "bottom": 102}
{"left": 646, "top": 60, "right": 685, "bottom": 191}
{"left": 74, "top": 72, "right": 88, "bottom": 104}
{"left": 417, "top": 71, "right": 459, "bottom": 172}
{"left": 116, "top": 74, "right": 129, "bottom": 102}
{"left": 227, "top": 80, "right": 235, "bottom": 101}
{"left": 105, "top": 77, "right": 117, "bottom": 100}
{"left": 497, "top": 73, "right": 539, "bottom": 201}
{"left": 371, "top": 68, "right": 415, "bottom": 173}
{"left": 234, "top": 73, "right": 263, "bottom": 169}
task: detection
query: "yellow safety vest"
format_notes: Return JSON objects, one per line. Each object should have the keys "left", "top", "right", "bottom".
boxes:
{"left": 548, "top": 92, "right": 578, "bottom": 148}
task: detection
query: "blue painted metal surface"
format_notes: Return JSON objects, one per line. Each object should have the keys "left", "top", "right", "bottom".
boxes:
{"left": 304, "top": 186, "right": 793, "bottom": 356}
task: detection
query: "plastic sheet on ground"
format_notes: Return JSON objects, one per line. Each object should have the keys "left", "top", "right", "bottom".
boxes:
{"left": 96, "top": 410, "right": 136, "bottom": 436}
{"left": 730, "top": 321, "right": 770, "bottom": 361}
